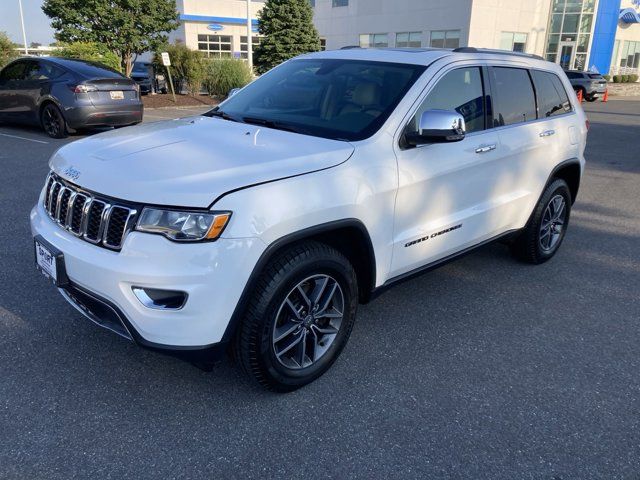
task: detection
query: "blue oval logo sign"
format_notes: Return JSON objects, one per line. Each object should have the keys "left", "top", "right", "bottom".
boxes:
{"left": 207, "top": 24, "right": 224, "bottom": 31}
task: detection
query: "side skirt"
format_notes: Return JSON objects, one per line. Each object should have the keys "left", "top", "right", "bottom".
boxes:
{"left": 370, "top": 229, "right": 520, "bottom": 300}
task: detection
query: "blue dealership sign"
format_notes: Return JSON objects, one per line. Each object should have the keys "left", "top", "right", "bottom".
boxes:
{"left": 207, "top": 24, "right": 224, "bottom": 31}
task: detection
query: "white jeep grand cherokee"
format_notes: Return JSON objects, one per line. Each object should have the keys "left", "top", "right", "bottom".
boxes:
{"left": 31, "top": 47, "right": 587, "bottom": 391}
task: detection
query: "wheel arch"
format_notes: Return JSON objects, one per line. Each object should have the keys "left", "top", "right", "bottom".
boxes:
{"left": 551, "top": 159, "right": 582, "bottom": 204}
{"left": 220, "top": 219, "right": 377, "bottom": 345}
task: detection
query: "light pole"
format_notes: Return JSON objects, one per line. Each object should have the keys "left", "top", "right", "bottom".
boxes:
{"left": 18, "top": 0, "right": 28, "bottom": 55}
{"left": 246, "top": 0, "right": 253, "bottom": 72}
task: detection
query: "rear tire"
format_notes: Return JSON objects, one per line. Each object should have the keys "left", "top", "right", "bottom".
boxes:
{"left": 511, "top": 179, "right": 572, "bottom": 264}
{"left": 40, "top": 103, "right": 68, "bottom": 139}
{"left": 234, "top": 241, "right": 358, "bottom": 392}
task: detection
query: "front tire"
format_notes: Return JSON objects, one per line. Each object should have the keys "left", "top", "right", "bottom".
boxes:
{"left": 40, "top": 103, "right": 68, "bottom": 139}
{"left": 511, "top": 179, "right": 572, "bottom": 264}
{"left": 234, "top": 241, "right": 358, "bottom": 392}
{"left": 585, "top": 94, "right": 598, "bottom": 102}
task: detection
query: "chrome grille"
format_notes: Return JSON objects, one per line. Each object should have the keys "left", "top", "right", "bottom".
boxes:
{"left": 42, "top": 173, "right": 137, "bottom": 251}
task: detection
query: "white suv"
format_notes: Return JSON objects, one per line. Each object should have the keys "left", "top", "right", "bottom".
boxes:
{"left": 31, "top": 48, "right": 587, "bottom": 391}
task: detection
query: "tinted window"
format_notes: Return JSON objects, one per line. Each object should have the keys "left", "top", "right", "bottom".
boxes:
{"left": 565, "top": 72, "right": 581, "bottom": 79}
{"left": 25, "top": 61, "right": 65, "bottom": 80}
{"left": 409, "top": 67, "right": 485, "bottom": 134}
{"left": 531, "top": 70, "right": 572, "bottom": 118}
{"left": 54, "top": 59, "right": 125, "bottom": 79}
{"left": 0, "top": 61, "right": 27, "bottom": 81}
{"left": 588, "top": 73, "right": 603, "bottom": 79}
{"left": 490, "top": 67, "right": 536, "bottom": 126}
{"left": 216, "top": 59, "right": 426, "bottom": 141}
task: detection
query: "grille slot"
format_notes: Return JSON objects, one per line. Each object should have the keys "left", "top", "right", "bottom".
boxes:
{"left": 41, "top": 173, "right": 137, "bottom": 251}
{"left": 105, "top": 207, "right": 133, "bottom": 249}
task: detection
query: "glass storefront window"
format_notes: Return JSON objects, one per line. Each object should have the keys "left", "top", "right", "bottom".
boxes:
{"left": 582, "top": 0, "right": 595, "bottom": 13}
{"left": 577, "top": 34, "right": 590, "bottom": 53}
{"left": 562, "top": 14, "right": 579, "bottom": 33}
{"left": 359, "top": 33, "right": 388, "bottom": 48}
{"left": 552, "top": 0, "right": 565, "bottom": 13}
{"left": 396, "top": 32, "right": 422, "bottom": 48}
{"left": 580, "top": 14, "right": 592, "bottom": 33}
{"left": 545, "top": 0, "right": 597, "bottom": 70}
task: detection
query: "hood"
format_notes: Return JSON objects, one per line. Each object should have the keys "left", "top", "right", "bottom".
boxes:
{"left": 50, "top": 116, "right": 354, "bottom": 208}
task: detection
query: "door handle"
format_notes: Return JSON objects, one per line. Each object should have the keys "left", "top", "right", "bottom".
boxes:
{"left": 475, "top": 144, "right": 496, "bottom": 154}
{"left": 539, "top": 129, "right": 556, "bottom": 137}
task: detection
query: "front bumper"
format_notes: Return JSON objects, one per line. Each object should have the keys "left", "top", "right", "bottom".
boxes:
{"left": 64, "top": 103, "right": 144, "bottom": 129}
{"left": 30, "top": 201, "right": 266, "bottom": 351}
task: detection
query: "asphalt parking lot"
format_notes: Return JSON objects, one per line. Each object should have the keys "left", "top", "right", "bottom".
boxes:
{"left": 1, "top": 99, "right": 639, "bottom": 479}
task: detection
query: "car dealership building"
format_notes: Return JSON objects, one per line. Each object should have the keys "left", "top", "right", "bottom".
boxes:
{"left": 172, "top": 0, "right": 640, "bottom": 75}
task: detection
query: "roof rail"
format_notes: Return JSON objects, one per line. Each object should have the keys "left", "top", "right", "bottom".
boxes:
{"left": 453, "top": 47, "right": 545, "bottom": 61}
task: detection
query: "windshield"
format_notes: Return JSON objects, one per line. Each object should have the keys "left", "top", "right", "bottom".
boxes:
{"left": 212, "top": 58, "right": 426, "bottom": 141}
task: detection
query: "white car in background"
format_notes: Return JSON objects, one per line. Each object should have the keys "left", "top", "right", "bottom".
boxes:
{"left": 31, "top": 47, "right": 587, "bottom": 391}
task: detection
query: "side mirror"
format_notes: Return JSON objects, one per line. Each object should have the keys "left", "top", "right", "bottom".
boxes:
{"left": 228, "top": 87, "right": 241, "bottom": 98}
{"left": 405, "top": 109, "right": 466, "bottom": 146}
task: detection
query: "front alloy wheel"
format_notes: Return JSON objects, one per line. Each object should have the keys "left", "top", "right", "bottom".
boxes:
{"left": 272, "top": 274, "right": 344, "bottom": 370}
{"left": 235, "top": 241, "right": 358, "bottom": 392}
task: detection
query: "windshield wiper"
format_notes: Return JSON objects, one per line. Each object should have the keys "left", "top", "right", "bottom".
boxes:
{"left": 242, "top": 116, "right": 307, "bottom": 135}
{"left": 205, "top": 109, "right": 241, "bottom": 123}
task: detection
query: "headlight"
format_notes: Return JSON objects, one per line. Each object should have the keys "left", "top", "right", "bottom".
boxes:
{"left": 136, "top": 208, "right": 231, "bottom": 242}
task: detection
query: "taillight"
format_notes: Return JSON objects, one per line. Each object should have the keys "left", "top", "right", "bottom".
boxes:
{"left": 69, "top": 84, "right": 97, "bottom": 93}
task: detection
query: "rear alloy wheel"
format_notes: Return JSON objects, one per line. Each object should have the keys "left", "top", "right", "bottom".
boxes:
{"left": 234, "top": 241, "right": 358, "bottom": 392}
{"left": 511, "top": 178, "right": 572, "bottom": 264}
{"left": 41, "top": 103, "right": 68, "bottom": 139}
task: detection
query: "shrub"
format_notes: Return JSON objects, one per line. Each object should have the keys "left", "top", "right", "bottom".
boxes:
{"left": 603, "top": 74, "right": 611, "bottom": 82}
{"left": 621, "top": 74, "right": 629, "bottom": 83}
{"left": 153, "top": 42, "right": 206, "bottom": 94}
{"left": 0, "top": 31, "right": 17, "bottom": 69}
{"left": 57, "top": 42, "right": 122, "bottom": 72}
{"left": 629, "top": 74, "right": 639, "bottom": 83}
{"left": 203, "top": 58, "right": 252, "bottom": 97}
{"left": 612, "top": 75, "right": 621, "bottom": 83}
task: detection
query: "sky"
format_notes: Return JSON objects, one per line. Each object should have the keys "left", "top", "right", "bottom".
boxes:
{"left": 1, "top": 0, "right": 56, "bottom": 46}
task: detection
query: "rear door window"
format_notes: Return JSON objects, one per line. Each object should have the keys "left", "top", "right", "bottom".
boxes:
{"left": 0, "top": 61, "right": 28, "bottom": 81}
{"left": 490, "top": 67, "right": 537, "bottom": 126}
{"left": 408, "top": 66, "right": 486, "bottom": 134}
{"left": 531, "top": 70, "right": 572, "bottom": 118}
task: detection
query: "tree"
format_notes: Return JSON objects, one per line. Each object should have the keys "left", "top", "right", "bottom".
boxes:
{"left": 0, "top": 31, "right": 17, "bottom": 69}
{"left": 254, "top": 0, "right": 321, "bottom": 75}
{"left": 57, "top": 42, "right": 122, "bottom": 72}
{"left": 203, "top": 58, "right": 252, "bottom": 97}
{"left": 42, "top": 0, "right": 180, "bottom": 76}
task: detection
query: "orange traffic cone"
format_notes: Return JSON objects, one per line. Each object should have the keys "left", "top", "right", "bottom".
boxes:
{"left": 602, "top": 89, "right": 608, "bottom": 103}
{"left": 576, "top": 89, "right": 583, "bottom": 103}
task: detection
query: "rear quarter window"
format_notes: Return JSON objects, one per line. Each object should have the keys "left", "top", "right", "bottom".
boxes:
{"left": 532, "top": 70, "right": 572, "bottom": 118}
{"left": 490, "top": 67, "right": 537, "bottom": 127}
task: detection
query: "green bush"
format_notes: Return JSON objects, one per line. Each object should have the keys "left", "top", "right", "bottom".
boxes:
{"left": 203, "top": 58, "right": 252, "bottom": 97}
{"left": 612, "top": 75, "right": 621, "bottom": 83}
{"left": 629, "top": 74, "right": 639, "bottom": 83}
{"left": 603, "top": 74, "right": 611, "bottom": 82}
{"left": 153, "top": 42, "right": 206, "bottom": 95}
{"left": 0, "top": 31, "right": 17, "bottom": 69}
{"left": 57, "top": 42, "right": 122, "bottom": 72}
{"left": 621, "top": 74, "right": 629, "bottom": 83}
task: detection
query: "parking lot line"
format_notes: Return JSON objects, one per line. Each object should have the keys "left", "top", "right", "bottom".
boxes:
{"left": 0, "top": 132, "right": 49, "bottom": 144}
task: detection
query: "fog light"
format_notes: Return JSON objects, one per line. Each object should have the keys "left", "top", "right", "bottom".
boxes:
{"left": 132, "top": 287, "right": 188, "bottom": 310}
